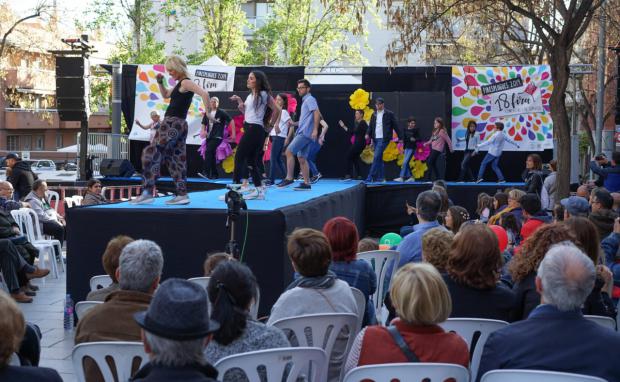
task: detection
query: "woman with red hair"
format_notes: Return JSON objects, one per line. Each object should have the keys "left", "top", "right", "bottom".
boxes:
{"left": 323, "top": 217, "right": 377, "bottom": 326}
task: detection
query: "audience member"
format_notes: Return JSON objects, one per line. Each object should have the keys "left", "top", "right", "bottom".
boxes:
{"left": 75, "top": 240, "right": 163, "bottom": 382}
{"left": 500, "top": 213, "right": 521, "bottom": 248}
{"left": 5, "top": 152, "right": 37, "bottom": 200}
{"left": 445, "top": 206, "right": 469, "bottom": 234}
{"left": 476, "top": 192, "right": 493, "bottom": 223}
{"left": 344, "top": 263, "right": 469, "bottom": 374}
{"left": 444, "top": 224, "right": 515, "bottom": 321}
{"left": 82, "top": 179, "right": 108, "bottom": 206}
{"left": 323, "top": 217, "right": 377, "bottom": 326}
{"left": 358, "top": 237, "right": 379, "bottom": 253}
{"left": 541, "top": 159, "right": 557, "bottom": 210}
{"left": 522, "top": 153, "right": 544, "bottom": 196}
{"left": 203, "top": 252, "right": 233, "bottom": 276}
{"left": 267, "top": 228, "right": 357, "bottom": 382}
{"left": 560, "top": 195, "right": 590, "bottom": 219}
{"left": 612, "top": 192, "right": 620, "bottom": 214}
{"left": 488, "top": 189, "right": 525, "bottom": 225}
{"left": 205, "top": 261, "right": 288, "bottom": 372}
{"left": 24, "top": 180, "right": 65, "bottom": 245}
{"left": 477, "top": 244, "right": 620, "bottom": 382}
{"left": 552, "top": 203, "right": 565, "bottom": 222}
{"left": 422, "top": 228, "right": 454, "bottom": 271}
{"left": 590, "top": 152, "right": 620, "bottom": 192}
{"left": 576, "top": 184, "right": 591, "bottom": 198}
{"left": 86, "top": 235, "right": 134, "bottom": 301}
{"left": 601, "top": 218, "right": 620, "bottom": 288}
{"left": 133, "top": 279, "right": 220, "bottom": 382}
{"left": 0, "top": 290, "right": 61, "bottom": 381}
{"left": 0, "top": 181, "right": 29, "bottom": 211}
{"left": 432, "top": 185, "right": 450, "bottom": 224}
{"left": 589, "top": 187, "right": 618, "bottom": 239}
{"left": 492, "top": 192, "right": 509, "bottom": 216}
{"left": 519, "top": 193, "right": 551, "bottom": 242}
{"left": 509, "top": 224, "right": 576, "bottom": 320}
{"left": 0, "top": 239, "right": 48, "bottom": 303}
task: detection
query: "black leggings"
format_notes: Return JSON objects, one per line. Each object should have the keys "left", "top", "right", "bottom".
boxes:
{"left": 426, "top": 149, "right": 444, "bottom": 181}
{"left": 233, "top": 123, "right": 266, "bottom": 187}
{"left": 346, "top": 143, "right": 365, "bottom": 177}
{"left": 203, "top": 139, "right": 221, "bottom": 178}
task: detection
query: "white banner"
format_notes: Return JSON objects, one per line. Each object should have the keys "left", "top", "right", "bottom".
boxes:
{"left": 486, "top": 78, "right": 544, "bottom": 117}
{"left": 131, "top": 64, "right": 236, "bottom": 145}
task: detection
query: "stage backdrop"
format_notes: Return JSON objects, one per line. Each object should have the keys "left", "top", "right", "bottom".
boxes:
{"left": 451, "top": 65, "right": 554, "bottom": 152}
{"left": 131, "top": 64, "right": 236, "bottom": 145}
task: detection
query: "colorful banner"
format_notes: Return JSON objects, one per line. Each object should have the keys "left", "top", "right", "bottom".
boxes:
{"left": 131, "top": 64, "right": 236, "bottom": 144}
{"left": 451, "top": 66, "right": 554, "bottom": 151}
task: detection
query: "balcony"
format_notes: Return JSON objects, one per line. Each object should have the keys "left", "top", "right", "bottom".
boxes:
{"left": 3, "top": 109, "right": 110, "bottom": 130}
{"left": 4, "top": 68, "right": 56, "bottom": 94}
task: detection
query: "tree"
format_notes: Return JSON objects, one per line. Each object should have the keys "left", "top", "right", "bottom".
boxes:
{"left": 338, "top": 0, "right": 605, "bottom": 199}
{"left": 0, "top": 2, "right": 49, "bottom": 61}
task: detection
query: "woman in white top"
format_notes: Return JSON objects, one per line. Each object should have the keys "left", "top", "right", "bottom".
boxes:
{"left": 134, "top": 111, "right": 160, "bottom": 144}
{"left": 266, "top": 94, "right": 291, "bottom": 185}
{"left": 229, "top": 71, "right": 281, "bottom": 200}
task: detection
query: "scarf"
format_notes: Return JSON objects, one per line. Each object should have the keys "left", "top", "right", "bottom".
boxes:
{"left": 286, "top": 271, "right": 336, "bottom": 291}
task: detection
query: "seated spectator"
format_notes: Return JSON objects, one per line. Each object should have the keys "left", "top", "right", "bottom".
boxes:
{"left": 422, "top": 228, "right": 454, "bottom": 272}
{"left": 432, "top": 185, "right": 450, "bottom": 224}
{"left": 552, "top": 203, "right": 564, "bottom": 222}
{"left": 444, "top": 223, "right": 515, "bottom": 321}
{"left": 82, "top": 179, "right": 108, "bottom": 206}
{"left": 24, "top": 180, "right": 65, "bottom": 245}
{"left": 492, "top": 192, "right": 509, "bottom": 216}
{"left": 489, "top": 189, "right": 526, "bottom": 225}
{"left": 589, "top": 187, "right": 617, "bottom": 239}
{"left": 133, "top": 279, "right": 220, "bottom": 382}
{"left": 0, "top": 181, "right": 29, "bottom": 211}
{"left": 509, "top": 223, "right": 576, "bottom": 320}
{"left": 590, "top": 152, "right": 620, "bottom": 192}
{"left": 500, "top": 213, "right": 521, "bottom": 248}
{"left": 0, "top": 290, "right": 61, "bottom": 381}
{"left": 267, "top": 228, "right": 357, "bottom": 382}
{"left": 86, "top": 235, "right": 134, "bottom": 301}
{"left": 477, "top": 244, "right": 620, "bottom": 382}
{"left": 560, "top": 195, "right": 590, "bottom": 219}
{"left": 612, "top": 192, "right": 620, "bottom": 214}
{"left": 205, "top": 261, "right": 288, "bottom": 370}
{"left": 75, "top": 239, "right": 163, "bottom": 382}
{"left": 0, "top": 239, "right": 48, "bottom": 303}
{"left": 564, "top": 217, "right": 616, "bottom": 318}
{"left": 576, "top": 184, "right": 591, "bottom": 198}
{"left": 203, "top": 252, "right": 233, "bottom": 276}
{"left": 445, "top": 206, "right": 469, "bottom": 234}
{"left": 358, "top": 237, "right": 379, "bottom": 253}
{"left": 476, "top": 192, "right": 493, "bottom": 223}
{"left": 323, "top": 217, "right": 377, "bottom": 326}
{"left": 519, "top": 193, "right": 551, "bottom": 242}
{"left": 344, "top": 263, "right": 469, "bottom": 374}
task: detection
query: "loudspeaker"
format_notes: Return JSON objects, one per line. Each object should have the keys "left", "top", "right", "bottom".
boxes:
{"left": 99, "top": 159, "right": 135, "bottom": 178}
{"left": 55, "top": 56, "right": 89, "bottom": 121}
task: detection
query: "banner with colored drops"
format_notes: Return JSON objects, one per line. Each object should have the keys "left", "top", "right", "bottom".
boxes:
{"left": 451, "top": 66, "right": 554, "bottom": 152}
{"left": 131, "top": 64, "right": 236, "bottom": 144}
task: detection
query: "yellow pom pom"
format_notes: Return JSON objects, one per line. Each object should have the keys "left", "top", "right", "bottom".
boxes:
{"left": 222, "top": 149, "right": 236, "bottom": 173}
{"left": 382, "top": 141, "right": 399, "bottom": 162}
{"left": 360, "top": 145, "right": 374, "bottom": 164}
{"left": 363, "top": 106, "right": 374, "bottom": 123}
{"left": 349, "top": 88, "right": 370, "bottom": 110}
{"left": 412, "top": 160, "right": 428, "bottom": 179}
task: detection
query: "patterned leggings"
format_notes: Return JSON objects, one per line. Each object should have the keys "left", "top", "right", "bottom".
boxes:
{"left": 141, "top": 116, "right": 188, "bottom": 195}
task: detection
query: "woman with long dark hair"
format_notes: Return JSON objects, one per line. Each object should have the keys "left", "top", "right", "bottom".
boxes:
{"left": 457, "top": 121, "right": 478, "bottom": 181}
{"left": 266, "top": 94, "right": 291, "bottom": 185}
{"left": 522, "top": 153, "right": 544, "bottom": 196}
{"left": 424, "top": 117, "right": 453, "bottom": 181}
{"left": 339, "top": 109, "right": 368, "bottom": 180}
{"left": 229, "top": 71, "right": 281, "bottom": 200}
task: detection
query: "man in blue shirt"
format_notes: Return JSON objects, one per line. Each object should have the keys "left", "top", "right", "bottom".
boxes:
{"left": 277, "top": 79, "right": 320, "bottom": 191}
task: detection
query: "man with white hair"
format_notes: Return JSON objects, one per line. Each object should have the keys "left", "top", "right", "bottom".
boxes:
{"left": 75, "top": 239, "right": 164, "bottom": 381}
{"left": 477, "top": 243, "right": 620, "bottom": 381}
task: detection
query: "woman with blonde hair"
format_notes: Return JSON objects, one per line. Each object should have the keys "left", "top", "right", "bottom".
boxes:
{"left": 133, "top": 55, "right": 211, "bottom": 206}
{"left": 345, "top": 262, "right": 469, "bottom": 373}
{"left": 488, "top": 188, "right": 526, "bottom": 225}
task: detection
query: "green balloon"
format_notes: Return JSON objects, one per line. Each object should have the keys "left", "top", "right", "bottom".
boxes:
{"left": 380, "top": 232, "right": 402, "bottom": 246}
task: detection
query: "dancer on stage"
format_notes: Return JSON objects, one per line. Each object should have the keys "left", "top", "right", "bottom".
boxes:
{"left": 132, "top": 55, "right": 211, "bottom": 205}
{"left": 365, "top": 97, "right": 400, "bottom": 183}
{"left": 339, "top": 109, "right": 368, "bottom": 181}
{"left": 198, "top": 97, "right": 233, "bottom": 180}
{"left": 306, "top": 118, "right": 328, "bottom": 183}
{"left": 456, "top": 120, "right": 479, "bottom": 182}
{"left": 424, "top": 117, "right": 453, "bottom": 181}
{"left": 229, "top": 71, "right": 281, "bottom": 200}
{"left": 395, "top": 116, "right": 420, "bottom": 182}
{"left": 475, "top": 121, "right": 520, "bottom": 183}
{"left": 135, "top": 111, "right": 161, "bottom": 144}
{"left": 265, "top": 93, "right": 291, "bottom": 185}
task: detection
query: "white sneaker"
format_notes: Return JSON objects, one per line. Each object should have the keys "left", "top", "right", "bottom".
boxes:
{"left": 165, "top": 195, "right": 190, "bottom": 205}
{"left": 243, "top": 187, "right": 265, "bottom": 200}
{"left": 218, "top": 194, "right": 226, "bottom": 201}
{"left": 394, "top": 177, "right": 404, "bottom": 182}
{"left": 130, "top": 192, "right": 154, "bottom": 204}
{"left": 406, "top": 177, "right": 416, "bottom": 182}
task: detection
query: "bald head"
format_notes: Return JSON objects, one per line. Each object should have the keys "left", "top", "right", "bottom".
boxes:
{"left": 612, "top": 193, "right": 620, "bottom": 211}
{"left": 576, "top": 185, "right": 589, "bottom": 198}
{"left": 0, "top": 181, "right": 14, "bottom": 199}
{"left": 536, "top": 243, "right": 595, "bottom": 311}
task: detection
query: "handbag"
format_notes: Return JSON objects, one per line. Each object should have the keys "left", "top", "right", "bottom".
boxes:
{"left": 386, "top": 326, "right": 420, "bottom": 362}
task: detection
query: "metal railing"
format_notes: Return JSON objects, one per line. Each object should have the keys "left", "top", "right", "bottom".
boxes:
{"left": 76, "top": 133, "right": 130, "bottom": 176}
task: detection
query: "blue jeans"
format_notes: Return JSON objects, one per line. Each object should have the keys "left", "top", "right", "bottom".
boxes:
{"left": 367, "top": 139, "right": 388, "bottom": 181}
{"left": 269, "top": 136, "right": 286, "bottom": 181}
{"left": 399, "top": 148, "right": 414, "bottom": 178}
{"left": 477, "top": 152, "right": 504, "bottom": 181}
{"left": 307, "top": 141, "right": 321, "bottom": 176}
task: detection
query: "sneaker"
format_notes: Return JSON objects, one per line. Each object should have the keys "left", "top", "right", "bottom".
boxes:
{"left": 218, "top": 194, "right": 226, "bottom": 201}
{"left": 498, "top": 180, "right": 506, "bottom": 184}
{"left": 263, "top": 179, "right": 274, "bottom": 187}
{"left": 131, "top": 192, "right": 154, "bottom": 204}
{"left": 394, "top": 177, "right": 404, "bottom": 182}
{"left": 197, "top": 172, "right": 208, "bottom": 179}
{"left": 476, "top": 178, "right": 484, "bottom": 184}
{"left": 243, "top": 187, "right": 265, "bottom": 200}
{"left": 341, "top": 176, "right": 352, "bottom": 182}
{"left": 296, "top": 174, "right": 304, "bottom": 181}
{"left": 277, "top": 179, "right": 295, "bottom": 188}
{"left": 311, "top": 173, "right": 322, "bottom": 183}
{"left": 294, "top": 182, "right": 311, "bottom": 191}
{"left": 406, "top": 177, "right": 416, "bottom": 182}
{"left": 165, "top": 195, "right": 190, "bottom": 205}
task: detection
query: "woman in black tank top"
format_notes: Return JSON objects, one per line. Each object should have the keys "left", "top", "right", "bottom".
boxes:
{"left": 132, "top": 55, "right": 211, "bottom": 206}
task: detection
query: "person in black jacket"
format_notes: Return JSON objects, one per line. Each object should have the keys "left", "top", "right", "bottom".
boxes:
{"left": 394, "top": 116, "right": 420, "bottom": 182}
{"left": 198, "top": 97, "right": 233, "bottom": 180}
{"left": 365, "top": 97, "right": 400, "bottom": 182}
{"left": 522, "top": 153, "right": 544, "bottom": 196}
{"left": 339, "top": 109, "right": 368, "bottom": 180}
{"left": 5, "top": 153, "right": 37, "bottom": 201}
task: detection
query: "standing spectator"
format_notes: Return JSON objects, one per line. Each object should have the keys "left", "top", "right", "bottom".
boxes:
{"left": 552, "top": 204, "right": 565, "bottom": 222}
{"left": 5, "top": 153, "right": 37, "bottom": 200}
{"left": 522, "top": 153, "right": 544, "bottom": 196}
{"left": 577, "top": 184, "right": 591, "bottom": 198}
{"left": 423, "top": 117, "right": 453, "bottom": 181}
{"left": 457, "top": 120, "right": 479, "bottom": 182}
{"left": 477, "top": 244, "right": 620, "bottom": 382}
{"left": 541, "top": 159, "right": 557, "bottom": 211}
{"left": 445, "top": 206, "right": 469, "bottom": 234}
{"left": 86, "top": 235, "right": 134, "bottom": 301}
{"left": 444, "top": 224, "right": 515, "bottom": 321}
{"left": 198, "top": 97, "right": 233, "bottom": 180}
{"left": 560, "top": 196, "right": 590, "bottom": 219}
{"left": 339, "top": 110, "right": 369, "bottom": 181}
{"left": 365, "top": 97, "right": 400, "bottom": 183}
{"left": 24, "top": 180, "right": 65, "bottom": 245}
{"left": 475, "top": 122, "right": 520, "bottom": 183}
{"left": 590, "top": 152, "right": 620, "bottom": 192}
{"left": 395, "top": 117, "right": 420, "bottom": 182}
{"left": 82, "top": 179, "right": 108, "bottom": 206}
{"left": 588, "top": 187, "right": 618, "bottom": 240}
{"left": 601, "top": 218, "right": 620, "bottom": 289}
{"left": 133, "top": 279, "right": 220, "bottom": 382}
{"left": 518, "top": 194, "right": 551, "bottom": 242}
{"left": 422, "top": 228, "right": 454, "bottom": 271}
{"left": 476, "top": 193, "right": 494, "bottom": 223}
{"left": 323, "top": 217, "right": 377, "bottom": 326}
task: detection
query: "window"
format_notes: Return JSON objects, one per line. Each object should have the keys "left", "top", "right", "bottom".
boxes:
{"left": 21, "top": 135, "right": 31, "bottom": 151}
{"left": 56, "top": 133, "right": 63, "bottom": 149}
{"left": 165, "top": 9, "right": 176, "bottom": 31}
{"left": 34, "top": 135, "right": 44, "bottom": 151}
{"left": 7, "top": 136, "right": 18, "bottom": 151}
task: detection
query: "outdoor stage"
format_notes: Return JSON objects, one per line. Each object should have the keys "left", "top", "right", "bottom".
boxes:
{"left": 68, "top": 178, "right": 524, "bottom": 314}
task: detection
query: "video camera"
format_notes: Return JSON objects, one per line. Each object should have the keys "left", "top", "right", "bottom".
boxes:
{"left": 225, "top": 188, "right": 247, "bottom": 219}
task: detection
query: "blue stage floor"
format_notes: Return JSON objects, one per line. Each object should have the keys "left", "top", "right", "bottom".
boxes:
{"left": 91, "top": 180, "right": 364, "bottom": 211}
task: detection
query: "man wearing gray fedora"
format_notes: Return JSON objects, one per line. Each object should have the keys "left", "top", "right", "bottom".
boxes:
{"left": 132, "top": 278, "right": 220, "bottom": 381}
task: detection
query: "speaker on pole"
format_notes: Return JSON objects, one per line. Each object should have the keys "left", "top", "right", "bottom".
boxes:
{"left": 55, "top": 56, "right": 89, "bottom": 122}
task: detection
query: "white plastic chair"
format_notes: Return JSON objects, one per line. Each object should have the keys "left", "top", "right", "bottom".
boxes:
{"left": 75, "top": 301, "right": 104, "bottom": 320}
{"left": 11, "top": 208, "right": 59, "bottom": 278}
{"left": 357, "top": 250, "right": 400, "bottom": 324}
{"left": 249, "top": 286, "right": 260, "bottom": 320}
{"left": 65, "top": 197, "right": 74, "bottom": 209}
{"left": 585, "top": 314, "right": 616, "bottom": 330}
{"left": 9, "top": 353, "right": 20, "bottom": 366}
{"left": 73, "top": 195, "right": 84, "bottom": 206}
{"left": 350, "top": 287, "right": 366, "bottom": 334}
{"left": 481, "top": 369, "right": 607, "bottom": 382}
{"left": 271, "top": 313, "right": 358, "bottom": 382}
{"left": 439, "top": 318, "right": 508, "bottom": 380}
{"left": 46, "top": 190, "right": 60, "bottom": 212}
{"left": 215, "top": 347, "right": 328, "bottom": 382}
{"left": 89, "top": 275, "right": 113, "bottom": 291}
{"left": 343, "top": 363, "right": 470, "bottom": 382}
{"left": 0, "top": 271, "right": 9, "bottom": 293}
{"left": 72, "top": 341, "right": 148, "bottom": 382}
